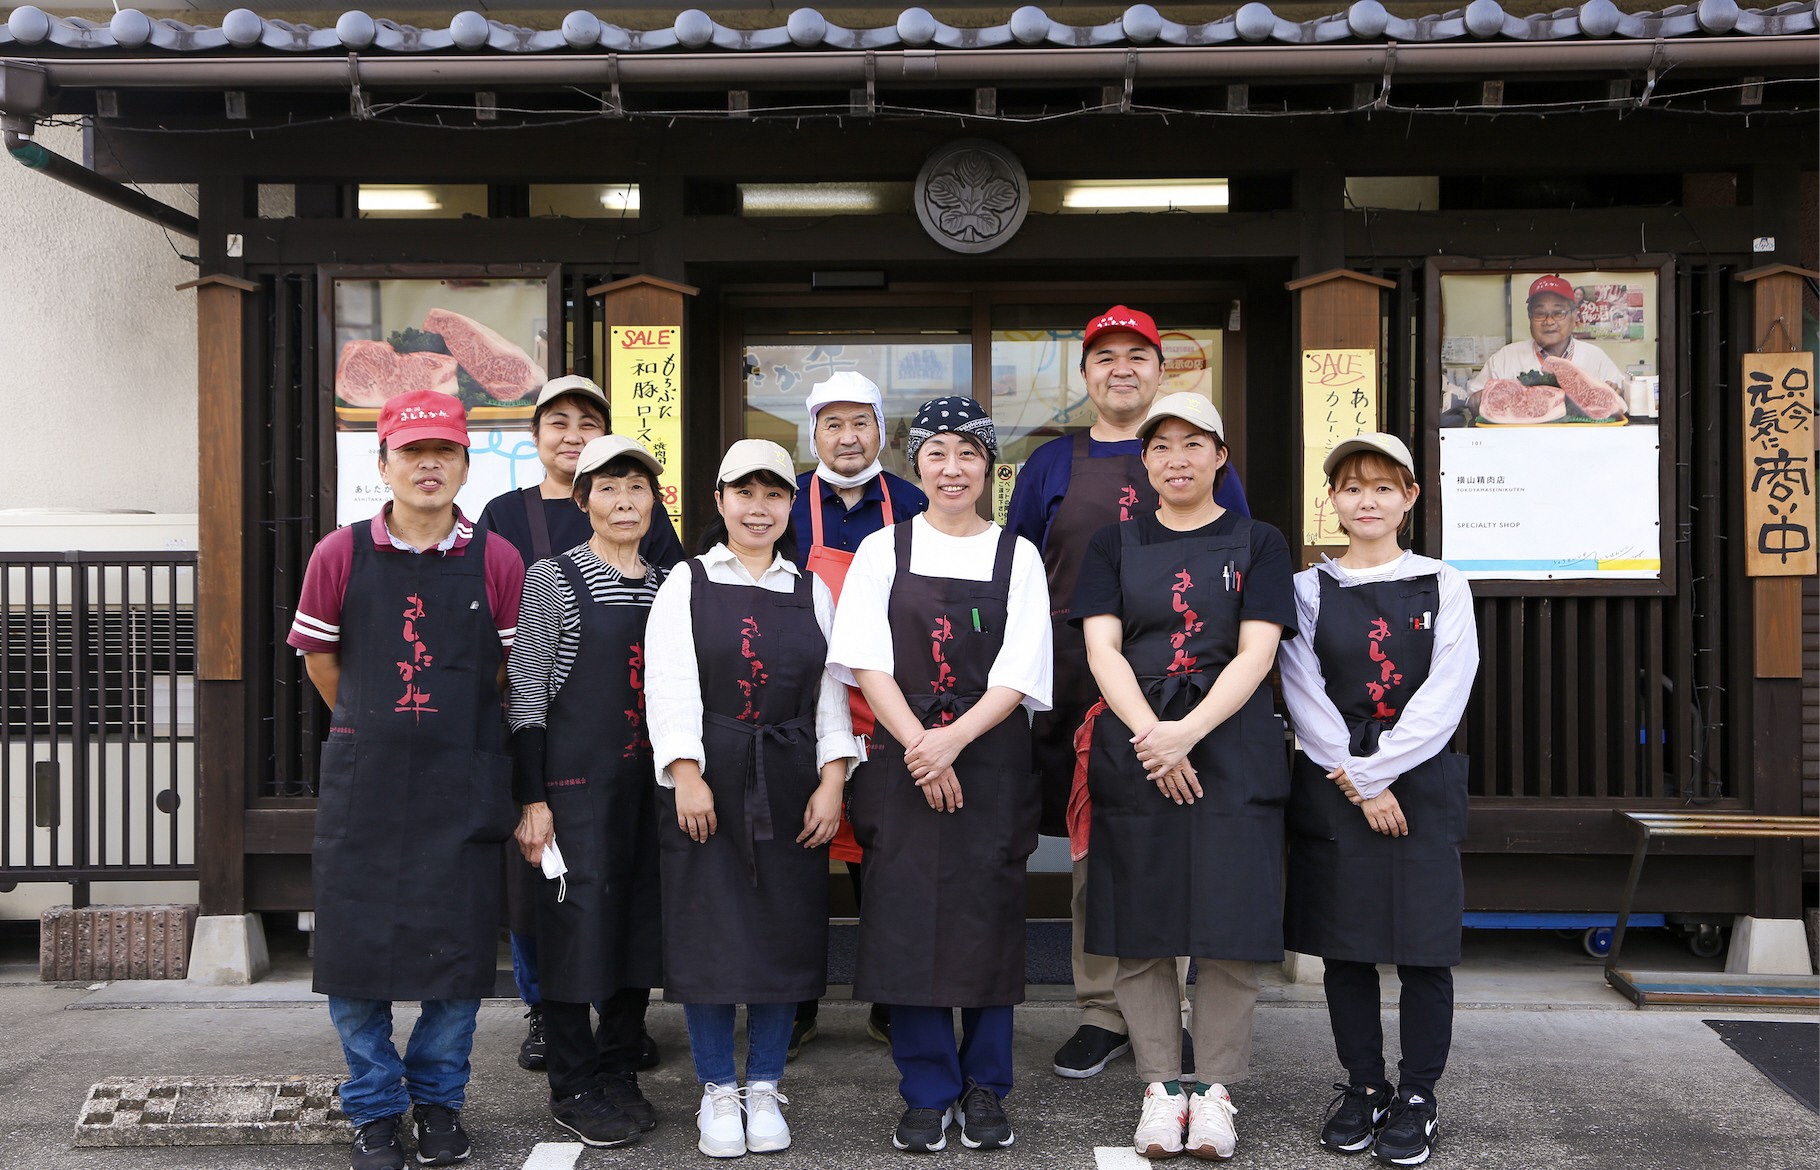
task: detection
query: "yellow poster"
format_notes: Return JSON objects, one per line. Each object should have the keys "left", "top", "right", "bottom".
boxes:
{"left": 609, "top": 324, "right": 684, "bottom": 528}
{"left": 1301, "top": 349, "right": 1379, "bottom": 549}
{"left": 992, "top": 461, "right": 1019, "bottom": 527}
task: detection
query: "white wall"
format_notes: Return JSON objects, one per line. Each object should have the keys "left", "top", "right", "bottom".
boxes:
{"left": 0, "top": 123, "right": 198, "bottom": 513}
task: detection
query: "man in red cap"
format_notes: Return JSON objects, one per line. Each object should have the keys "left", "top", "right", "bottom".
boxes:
{"left": 1467, "top": 274, "right": 1624, "bottom": 394}
{"left": 289, "top": 389, "right": 526, "bottom": 1170}
{"left": 1005, "top": 306, "right": 1248, "bottom": 1080}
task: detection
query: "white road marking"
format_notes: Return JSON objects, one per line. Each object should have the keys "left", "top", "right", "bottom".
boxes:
{"left": 522, "top": 1140, "right": 584, "bottom": 1170}
{"left": 1094, "top": 1146, "right": 1154, "bottom": 1169}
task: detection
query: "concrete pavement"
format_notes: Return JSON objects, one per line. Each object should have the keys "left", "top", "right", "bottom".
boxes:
{"left": 0, "top": 932, "right": 1814, "bottom": 1170}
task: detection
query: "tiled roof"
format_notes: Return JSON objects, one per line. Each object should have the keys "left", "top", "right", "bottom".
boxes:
{"left": 2, "top": 1, "right": 1814, "bottom": 52}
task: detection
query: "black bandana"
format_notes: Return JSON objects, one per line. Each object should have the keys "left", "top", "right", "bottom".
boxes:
{"left": 906, "top": 395, "right": 997, "bottom": 468}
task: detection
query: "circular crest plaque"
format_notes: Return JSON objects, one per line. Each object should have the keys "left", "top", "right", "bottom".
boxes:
{"left": 914, "top": 140, "right": 1030, "bottom": 255}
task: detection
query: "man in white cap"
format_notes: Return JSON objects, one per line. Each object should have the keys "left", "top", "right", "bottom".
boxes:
{"left": 787, "top": 370, "right": 927, "bottom": 1055}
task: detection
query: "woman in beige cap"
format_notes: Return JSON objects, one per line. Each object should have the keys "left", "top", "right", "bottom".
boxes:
{"left": 645, "top": 439, "right": 858, "bottom": 1158}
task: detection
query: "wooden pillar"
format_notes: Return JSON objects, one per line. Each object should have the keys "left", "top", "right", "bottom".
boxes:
{"left": 590, "top": 274, "right": 701, "bottom": 537}
{"left": 1734, "top": 262, "right": 1818, "bottom": 920}
{"left": 1284, "top": 269, "right": 1397, "bottom": 569}
{"left": 178, "top": 273, "right": 258, "bottom": 917}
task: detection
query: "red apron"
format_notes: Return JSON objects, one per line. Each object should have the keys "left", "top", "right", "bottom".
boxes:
{"left": 804, "top": 479, "right": 895, "bottom": 863}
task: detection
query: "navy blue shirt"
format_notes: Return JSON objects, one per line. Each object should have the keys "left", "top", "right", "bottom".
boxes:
{"left": 475, "top": 487, "right": 686, "bottom": 571}
{"left": 791, "top": 469, "right": 929, "bottom": 555}
{"left": 1005, "top": 434, "right": 1250, "bottom": 553}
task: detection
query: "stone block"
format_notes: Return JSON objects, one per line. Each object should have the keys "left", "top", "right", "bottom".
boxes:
{"left": 1282, "top": 951, "right": 1326, "bottom": 984}
{"left": 1724, "top": 915, "right": 1816, "bottom": 975}
{"left": 39, "top": 904, "right": 197, "bottom": 981}
{"left": 74, "top": 1076, "right": 349, "bottom": 1147}
{"left": 185, "top": 913, "right": 271, "bottom": 986}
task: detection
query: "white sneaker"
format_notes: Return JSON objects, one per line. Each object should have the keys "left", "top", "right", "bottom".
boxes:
{"left": 744, "top": 1081, "right": 791, "bottom": 1154}
{"left": 1185, "top": 1084, "right": 1238, "bottom": 1160}
{"left": 1134, "top": 1082, "right": 1188, "bottom": 1159}
{"left": 696, "top": 1083, "right": 746, "bottom": 1158}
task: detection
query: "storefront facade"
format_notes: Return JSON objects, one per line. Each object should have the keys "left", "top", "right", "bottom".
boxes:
{"left": 2, "top": 3, "right": 1815, "bottom": 935}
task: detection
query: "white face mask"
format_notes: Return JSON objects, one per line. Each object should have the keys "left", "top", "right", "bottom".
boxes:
{"left": 813, "top": 458, "right": 884, "bottom": 490}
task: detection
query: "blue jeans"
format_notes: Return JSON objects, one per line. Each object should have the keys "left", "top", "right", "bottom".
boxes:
{"left": 682, "top": 1002, "right": 796, "bottom": 1087}
{"left": 510, "top": 931, "right": 540, "bottom": 1006}
{"left": 329, "top": 997, "right": 481, "bottom": 1126}
{"left": 891, "top": 1005, "right": 1015, "bottom": 1110}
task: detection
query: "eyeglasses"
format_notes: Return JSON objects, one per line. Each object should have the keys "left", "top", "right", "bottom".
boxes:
{"left": 1528, "top": 307, "right": 1572, "bottom": 322}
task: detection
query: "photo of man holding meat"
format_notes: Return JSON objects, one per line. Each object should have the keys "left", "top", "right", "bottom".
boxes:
{"left": 1457, "top": 274, "right": 1629, "bottom": 426}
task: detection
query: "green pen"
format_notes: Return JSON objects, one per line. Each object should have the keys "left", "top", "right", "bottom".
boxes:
{"left": 970, "top": 607, "right": 982, "bottom": 633}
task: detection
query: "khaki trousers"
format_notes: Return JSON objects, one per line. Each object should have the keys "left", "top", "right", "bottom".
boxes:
{"left": 1071, "top": 856, "right": 1190, "bottom": 1034}
{"left": 1112, "top": 955, "right": 1259, "bottom": 1085}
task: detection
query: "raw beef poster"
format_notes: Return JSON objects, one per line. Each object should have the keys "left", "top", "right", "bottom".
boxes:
{"left": 330, "top": 275, "right": 554, "bottom": 526}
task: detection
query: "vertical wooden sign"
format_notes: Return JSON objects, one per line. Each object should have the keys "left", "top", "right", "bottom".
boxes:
{"left": 1741, "top": 352, "right": 1816, "bottom": 577}
{"left": 1300, "top": 348, "right": 1379, "bottom": 549}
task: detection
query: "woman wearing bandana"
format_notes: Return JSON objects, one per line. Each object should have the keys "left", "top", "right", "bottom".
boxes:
{"left": 827, "top": 396, "right": 1052, "bottom": 1153}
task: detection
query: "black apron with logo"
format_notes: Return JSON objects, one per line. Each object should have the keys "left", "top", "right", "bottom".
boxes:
{"left": 1032, "top": 432, "right": 1158, "bottom": 835}
{"left": 1284, "top": 572, "right": 1469, "bottom": 967}
{"left": 312, "top": 524, "right": 518, "bottom": 1001}
{"left": 850, "top": 522, "right": 1041, "bottom": 1008}
{"left": 657, "top": 560, "right": 831, "bottom": 1004}
{"left": 1084, "top": 517, "right": 1289, "bottom": 961}
{"left": 533, "top": 554, "right": 664, "bottom": 1003}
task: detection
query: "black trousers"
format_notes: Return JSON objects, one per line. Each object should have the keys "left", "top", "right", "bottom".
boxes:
{"left": 1322, "top": 960, "right": 1454, "bottom": 1099}
{"left": 797, "top": 860, "right": 866, "bottom": 1024}
{"left": 544, "top": 987, "right": 650, "bottom": 1099}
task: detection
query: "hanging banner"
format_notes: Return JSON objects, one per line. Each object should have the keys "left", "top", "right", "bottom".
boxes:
{"left": 1742, "top": 352, "right": 1816, "bottom": 577}
{"left": 609, "top": 325, "right": 685, "bottom": 528}
{"left": 1301, "top": 348, "right": 1378, "bottom": 548}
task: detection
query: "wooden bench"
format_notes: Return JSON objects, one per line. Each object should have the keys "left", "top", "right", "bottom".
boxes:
{"left": 1605, "top": 811, "right": 1820, "bottom": 1007}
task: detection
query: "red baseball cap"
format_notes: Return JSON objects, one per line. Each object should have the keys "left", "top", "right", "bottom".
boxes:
{"left": 1526, "top": 275, "right": 1575, "bottom": 303}
{"left": 377, "top": 390, "right": 471, "bottom": 449}
{"left": 1083, "top": 304, "right": 1163, "bottom": 353}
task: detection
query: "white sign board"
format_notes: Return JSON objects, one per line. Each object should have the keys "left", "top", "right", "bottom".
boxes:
{"left": 335, "top": 430, "right": 544, "bottom": 529}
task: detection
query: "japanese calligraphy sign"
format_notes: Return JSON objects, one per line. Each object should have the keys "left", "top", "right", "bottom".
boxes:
{"left": 1741, "top": 352, "right": 1815, "bottom": 577}
{"left": 1301, "top": 349, "right": 1379, "bottom": 548}
{"left": 610, "top": 325, "right": 685, "bottom": 528}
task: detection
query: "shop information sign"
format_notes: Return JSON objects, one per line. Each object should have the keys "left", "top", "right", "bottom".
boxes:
{"left": 1301, "top": 348, "right": 1378, "bottom": 549}
{"left": 1741, "top": 351, "right": 1816, "bottom": 577}
{"left": 610, "top": 325, "right": 685, "bottom": 528}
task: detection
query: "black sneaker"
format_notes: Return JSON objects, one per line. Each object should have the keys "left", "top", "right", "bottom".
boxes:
{"left": 597, "top": 1071, "right": 657, "bottom": 1132}
{"left": 410, "top": 1103, "right": 470, "bottom": 1166}
{"left": 1371, "top": 1092, "right": 1438, "bottom": 1167}
{"left": 788, "top": 1017, "right": 818, "bottom": 1060}
{"left": 552, "top": 1088, "right": 642, "bottom": 1148}
{"left": 891, "top": 1105, "right": 954, "bottom": 1153}
{"left": 958, "top": 1080, "right": 1014, "bottom": 1150}
{"left": 1321, "top": 1082, "right": 1390, "bottom": 1155}
{"left": 867, "top": 1003, "right": 892, "bottom": 1044}
{"left": 638, "top": 1028, "right": 661, "bottom": 1071}
{"left": 1052, "top": 1024, "right": 1133, "bottom": 1079}
{"left": 350, "top": 1114, "right": 406, "bottom": 1170}
{"left": 517, "top": 1007, "right": 547, "bottom": 1071}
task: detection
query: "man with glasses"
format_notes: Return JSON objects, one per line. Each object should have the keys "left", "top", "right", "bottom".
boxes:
{"left": 1468, "top": 274, "right": 1624, "bottom": 394}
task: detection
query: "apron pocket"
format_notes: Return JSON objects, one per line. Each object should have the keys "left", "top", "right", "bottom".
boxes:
{"left": 467, "top": 749, "right": 518, "bottom": 843}
{"left": 314, "top": 738, "right": 357, "bottom": 842}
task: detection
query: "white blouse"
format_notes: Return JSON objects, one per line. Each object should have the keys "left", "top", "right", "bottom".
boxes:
{"left": 645, "top": 544, "right": 858, "bottom": 789}
{"left": 1278, "top": 552, "right": 1480, "bottom": 801}
{"left": 826, "top": 515, "right": 1053, "bottom": 713}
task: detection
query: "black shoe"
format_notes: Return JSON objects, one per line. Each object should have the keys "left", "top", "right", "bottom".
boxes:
{"left": 1052, "top": 1024, "right": 1132, "bottom": 1079}
{"left": 517, "top": 1007, "right": 547, "bottom": 1071}
{"left": 597, "top": 1071, "right": 657, "bottom": 1132}
{"left": 958, "top": 1080, "right": 1014, "bottom": 1150}
{"left": 1371, "top": 1091, "right": 1438, "bottom": 1167}
{"left": 350, "top": 1114, "right": 406, "bottom": 1170}
{"left": 787, "top": 1017, "right": 818, "bottom": 1061}
{"left": 637, "top": 1028, "right": 661, "bottom": 1071}
{"left": 891, "top": 1106, "right": 953, "bottom": 1153}
{"left": 410, "top": 1103, "right": 470, "bottom": 1166}
{"left": 551, "top": 1088, "right": 642, "bottom": 1149}
{"left": 867, "top": 1003, "right": 892, "bottom": 1044}
{"left": 1321, "top": 1082, "right": 1390, "bottom": 1155}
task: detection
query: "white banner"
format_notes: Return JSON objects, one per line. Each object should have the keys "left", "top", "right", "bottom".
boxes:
{"left": 335, "top": 430, "right": 544, "bottom": 529}
{"left": 1439, "top": 426, "right": 1660, "bottom": 580}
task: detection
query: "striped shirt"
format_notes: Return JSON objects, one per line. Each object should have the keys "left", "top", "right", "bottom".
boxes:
{"left": 507, "top": 542, "right": 666, "bottom": 734}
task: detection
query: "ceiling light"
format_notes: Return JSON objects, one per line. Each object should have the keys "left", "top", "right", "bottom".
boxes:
{"left": 739, "top": 184, "right": 887, "bottom": 215}
{"left": 1060, "top": 181, "right": 1229, "bottom": 211}
{"left": 598, "top": 185, "right": 641, "bottom": 212}
{"left": 358, "top": 187, "right": 443, "bottom": 212}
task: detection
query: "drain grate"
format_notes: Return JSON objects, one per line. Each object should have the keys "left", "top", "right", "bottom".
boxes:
{"left": 75, "top": 1076, "right": 350, "bottom": 1147}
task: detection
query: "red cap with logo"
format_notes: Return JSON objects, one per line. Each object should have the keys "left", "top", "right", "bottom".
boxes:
{"left": 1082, "top": 304, "right": 1163, "bottom": 353}
{"left": 1526, "top": 275, "right": 1576, "bottom": 303}
{"left": 377, "top": 390, "right": 471, "bottom": 449}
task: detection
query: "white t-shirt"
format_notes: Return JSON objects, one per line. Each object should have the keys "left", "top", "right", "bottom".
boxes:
{"left": 826, "top": 515, "right": 1053, "bottom": 712}
{"left": 1467, "top": 337, "right": 1624, "bottom": 393}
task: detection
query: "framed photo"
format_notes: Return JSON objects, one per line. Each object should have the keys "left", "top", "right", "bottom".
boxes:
{"left": 319, "top": 265, "right": 562, "bottom": 528}
{"left": 1424, "top": 257, "right": 1674, "bottom": 596}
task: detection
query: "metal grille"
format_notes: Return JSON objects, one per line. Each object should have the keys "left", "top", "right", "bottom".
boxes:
{"left": 0, "top": 553, "right": 199, "bottom": 880}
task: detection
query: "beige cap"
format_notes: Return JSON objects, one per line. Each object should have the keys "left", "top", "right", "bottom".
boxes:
{"left": 576, "top": 434, "right": 662, "bottom": 479}
{"left": 1323, "top": 432, "right": 1415, "bottom": 478}
{"left": 716, "top": 438, "right": 797, "bottom": 487}
{"left": 1139, "top": 391, "right": 1225, "bottom": 441}
{"left": 534, "top": 374, "right": 609, "bottom": 414}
